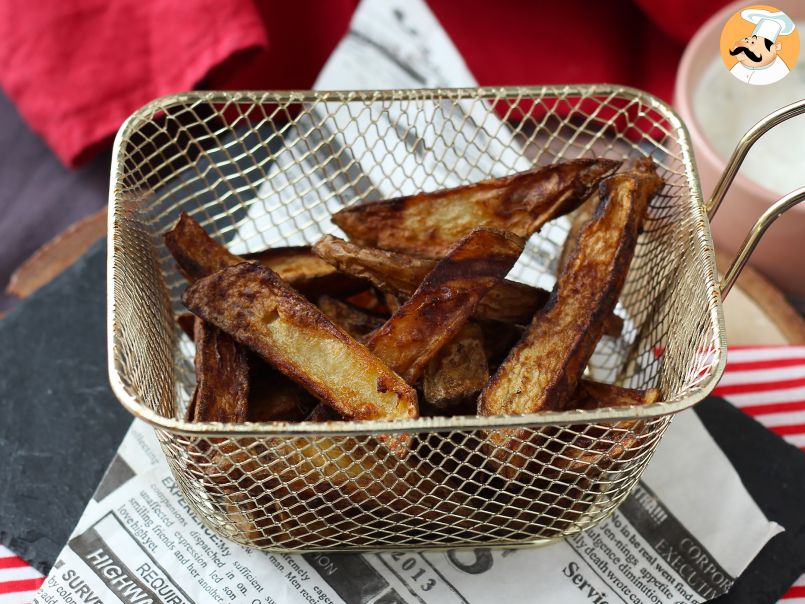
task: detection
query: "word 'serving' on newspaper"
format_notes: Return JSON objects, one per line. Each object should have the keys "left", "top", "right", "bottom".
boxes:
{"left": 35, "top": 1, "right": 781, "bottom": 602}
{"left": 34, "top": 411, "right": 779, "bottom": 604}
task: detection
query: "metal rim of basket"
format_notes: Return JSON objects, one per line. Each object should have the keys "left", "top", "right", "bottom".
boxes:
{"left": 106, "top": 84, "right": 727, "bottom": 438}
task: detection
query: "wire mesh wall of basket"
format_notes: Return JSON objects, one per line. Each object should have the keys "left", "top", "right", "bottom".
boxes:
{"left": 108, "top": 86, "right": 725, "bottom": 551}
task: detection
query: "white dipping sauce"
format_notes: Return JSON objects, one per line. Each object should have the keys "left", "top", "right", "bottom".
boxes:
{"left": 693, "top": 32, "right": 805, "bottom": 196}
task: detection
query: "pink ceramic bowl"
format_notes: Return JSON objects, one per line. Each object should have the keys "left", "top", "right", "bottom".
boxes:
{"left": 674, "top": 0, "right": 805, "bottom": 299}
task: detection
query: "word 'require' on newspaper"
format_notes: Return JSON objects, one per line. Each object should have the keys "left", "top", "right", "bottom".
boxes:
{"left": 36, "top": 0, "right": 782, "bottom": 603}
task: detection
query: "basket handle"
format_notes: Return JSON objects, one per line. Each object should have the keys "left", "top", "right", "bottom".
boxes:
{"left": 704, "top": 99, "right": 805, "bottom": 298}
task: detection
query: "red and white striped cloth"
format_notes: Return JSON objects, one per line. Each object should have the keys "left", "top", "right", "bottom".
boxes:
{"left": 2, "top": 345, "right": 804, "bottom": 604}
{"left": 0, "top": 546, "right": 43, "bottom": 604}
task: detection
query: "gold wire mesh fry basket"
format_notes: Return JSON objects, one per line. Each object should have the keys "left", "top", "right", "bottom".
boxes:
{"left": 107, "top": 86, "right": 803, "bottom": 552}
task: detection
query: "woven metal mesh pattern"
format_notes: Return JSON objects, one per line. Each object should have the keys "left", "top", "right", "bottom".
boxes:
{"left": 109, "top": 87, "right": 724, "bottom": 551}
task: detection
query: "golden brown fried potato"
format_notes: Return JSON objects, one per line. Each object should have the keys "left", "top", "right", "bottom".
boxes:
{"left": 365, "top": 228, "right": 525, "bottom": 384}
{"left": 557, "top": 191, "right": 598, "bottom": 277}
{"left": 313, "top": 235, "right": 622, "bottom": 336}
{"left": 313, "top": 235, "right": 548, "bottom": 324}
{"left": 313, "top": 235, "right": 434, "bottom": 294}
{"left": 484, "top": 382, "right": 661, "bottom": 480}
{"left": 182, "top": 263, "right": 418, "bottom": 427}
{"left": 572, "top": 381, "right": 661, "bottom": 411}
{"left": 244, "top": 246, "right": 366, "bottom": 299}
{"left": 547, "top": 383, "right": 661, "bottom": 476}
{"left": 317, "top": 295, "right": 386, "bottom": 340}
{"left": 191, "top": 318, "right": 249, "bottom": 423}
{"left": 558, "top": 158, "right": 660, "bottom": 280}
{"left": 479, "top": 169, "right": 663, "bottom": 428}
{"left": 331, "top": 158, "right": 620, "bottom": 257}
{"left": 423, "top": 323, "right": 489, "bottom": 410}
{"left": 164, "top": 213, "right": 243, "bottom": 282}
{"left": 554, "top": 193, "right": 626, "bottom": 350}
{"left": 164, "top": 212, "right": 366, "bottom": 296}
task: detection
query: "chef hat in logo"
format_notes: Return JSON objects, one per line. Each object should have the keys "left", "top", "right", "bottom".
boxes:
{"left": 741, "top": 8, "right": 796, "bottom": 42}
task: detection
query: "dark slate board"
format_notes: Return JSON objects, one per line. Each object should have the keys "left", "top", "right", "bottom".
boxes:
{"left": 0, "top": 240, "right": 130, "bottom": 573}
{"left": 0, "top": 241, "right": 803, "bottom": 602}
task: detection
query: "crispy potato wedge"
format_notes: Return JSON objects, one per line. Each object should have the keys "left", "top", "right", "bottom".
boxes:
{"left": 244, "top": 246, "right": 337, "bottom": 282}
{"left": 557, "top": 190, "right": 598, "bottom": 277}
{"left": 572, "top": 381, "right": 661, "bottom": 411}
{"left": 190, "top": 318, "right": 249, "bottom": 423}
{"left": 317, "top": 295, "right": 385, "bottom": 340}
{"left": 558, "top": 158, "right": 659, "bottom": 277}
{"left": 331, "top": 158, "right": 620, "bottom": 257}
{"left": 313, "top": 235, "right": 435, "bottom": 295}
{"left": 183, "top": 263, "right": 418, "bottom": 428}
{"left": 313, "top": 235, "right": 621, "bottom": 335}
{"left": 365, "top": 228, "right": 525, "bottom": 384}
{"left": 164, "top": 213, "right": 242, "bottom": 282}
{"left": 479, "top": 169, "right": 663, "bottom": 426}
{"left": 164, "top": 212, "right": 366, "bottom": 296}
{"left": 484, "top": 382, "right": 661, "bottom": 481}
{"left": 244, "top": 246, "right": 366, "bottom": 299}
{"left": 314, "top": 235, "right": 546, "bottom": 325}
{"left": 423, "top": 323, "right": 489, "bottom": 410}
{"left": 220, "top": 434, "right": 483, "bottom": 547}
{"left": 300, "top": 228, "right": 523, "bottom": 432}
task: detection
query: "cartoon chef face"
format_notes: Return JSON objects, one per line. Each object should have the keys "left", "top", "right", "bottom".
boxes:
{"left": 730, "top": 34, "right": 781, "bottom": 68}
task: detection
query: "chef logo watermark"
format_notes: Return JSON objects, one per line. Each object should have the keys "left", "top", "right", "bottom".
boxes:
{"left": 720, "top": 5, "right": 799, "bottom": 85}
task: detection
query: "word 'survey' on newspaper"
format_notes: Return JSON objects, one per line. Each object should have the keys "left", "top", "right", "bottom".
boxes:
{"left": 36, "top": 0, "right": 780, "bottom": 602}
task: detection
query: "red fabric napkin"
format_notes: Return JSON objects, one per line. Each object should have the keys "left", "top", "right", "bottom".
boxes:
{"left": 0, "top": 0, "right": 268, "bottom": 167}
{"left": 0, "top": 0, "right": 733, "bottom": 168}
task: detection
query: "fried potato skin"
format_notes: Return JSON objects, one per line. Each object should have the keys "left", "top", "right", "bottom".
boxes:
{"left": 572, "top": 381, "right": 661, "bottom": 411}
{"left": 164, "top": 213, "right": 365, "bottom": 297}
{"left": 164, "top": 213, "right": 242, "bottom": 282}
{"left": 485, "top": 382, "right": 661, "bottom": 480}
{"left": 191, "top": 318, "right": 250, "bottom": 423}
{"left": 331, "top": 158, "right": 620, "bottom": 257}
{"left": 313, "top": 235, "right": 623, "bottom": 331}
{"left": 314, "top": 235, "right": 549, "bottom": 325}
{"left": 556, "top": 192, "right": 598, "bottom": 277}
{"left": 182, "top": 262, "right": 418, "bottom": 424}
{"left": 244, "top": 246, "right": 366, "bottom": 298}
{"left": 365, "top": 228, "right": 525, "bottom": 384}
{"left": 558, "top": 157, "right": 660, "bottom": 277}
{"left": 313, "top": 235, "right": 435, "bottom": 294}
{"left": 479, "top": 170, "right": 663, "bottom": 422}
{"left": 423, "top": 323, "right": 489, "bottom": 410}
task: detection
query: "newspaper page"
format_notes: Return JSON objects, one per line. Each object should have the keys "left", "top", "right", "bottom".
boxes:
{"left": 34, "top": 410, "right": 779, "bottom": 604}
{"left": 35, "top": 0, "right": 782, "bottom": 602}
